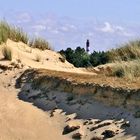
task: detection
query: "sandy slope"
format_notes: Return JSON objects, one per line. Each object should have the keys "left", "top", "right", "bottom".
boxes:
{"left": 0, "top": 69, "right": 137, "bottom": 140}
{"left": 0, "top": 40, "right": 140, "bottom": 140}
{"left": 17, "top": 69, "right": 140, "bottom": 140}
{"left": 0, "top": 40, "right": 94, "bottom": 140}
{"left": 0, "top": 69, "right": 70, "bottom": 140}
{"left": 0, "top": 39, "right": 95, "bottom": 75}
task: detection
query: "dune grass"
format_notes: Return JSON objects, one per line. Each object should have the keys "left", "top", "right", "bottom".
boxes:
{"left": 108, "top": 40, "right": 140, "bottom": 62}
{"left": 106, "top": 40, "right": 140, "bottom": 79}
{"left": 2, "top": 45, "right": 12, "bottom": 60}
{"left": 29, "top": 38, "right": 51, "bottom": 50}
{"left": 0, "top": 21, "right": 52, "bottom": 51}
{"left": 109, "top": 60, "right": 140, "bottom": 79}
{"left": 0, "top": 21, "right": 140, "bottom": 79}
{"left": 0, "top": 21, "right": 28, "bottom": 44}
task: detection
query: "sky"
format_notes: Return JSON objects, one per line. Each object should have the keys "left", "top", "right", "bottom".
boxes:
{"left": 0, "top": 0, "right": 140, "bottom": 51}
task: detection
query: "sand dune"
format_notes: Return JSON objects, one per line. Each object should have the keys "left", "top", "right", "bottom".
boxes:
{"left": 0, "top": 40, "right": 140, "bottom": 140}
{"left": 0, "top": 39, "right": 95, "bottom": 75}
{"left": 0, "top": 69, "right": 70, "bottom": 140}
{"left": 0, "top": 68, "right": 138, "bottom": 140}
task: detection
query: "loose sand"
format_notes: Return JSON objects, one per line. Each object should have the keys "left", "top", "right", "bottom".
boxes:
{"left": 0, "top": 40, "right": 140, "bottom": 140}
{"left": 0, "top": 69, "right": 70, "bottom": 140}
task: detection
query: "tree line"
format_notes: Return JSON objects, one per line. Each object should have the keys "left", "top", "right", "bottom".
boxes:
{"left": 59, "top": 46, "right": 109, "bottom": 67}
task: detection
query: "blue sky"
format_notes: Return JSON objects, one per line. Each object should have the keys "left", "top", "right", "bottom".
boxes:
{"left": 0, "top": 0, "right": 140, "bottom": 51}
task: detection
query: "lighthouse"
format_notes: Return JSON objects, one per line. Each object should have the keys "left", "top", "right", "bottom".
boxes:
{"left": 86, "top": 39, "right": 90, "bottom": 53}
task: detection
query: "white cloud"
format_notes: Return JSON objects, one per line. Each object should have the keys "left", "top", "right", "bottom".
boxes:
{"left": 115, "top": 26, "right": 124, "bottom": 31}
{"left": 17, "top": 12, "right": 31, "bottom": 23}
{"left": 60, "top": 24, "right": 77, "bottom": 32}
{"left": 66, "top": 24, "right": 77, "bottom": 30}
{"left": 88, "top": 32, "right": 94, "bottom": 37}
{"left": 97, "top": 22, "right": 133, "bottom": 37}
{"left": 60, "top": 26, "right": 69, "bottom": 32}
{"left": 9, "top": 12, "right": 136, "bottom": 50}
{"left": 100, "top": 22, "right": 114, "bottom": 33}
{"left": 121, "top": 32, "right": 133, "bottom": 37}
{"left": 51, "top": 29, "right": 59, "bottom": 34}
{"left": 32, "top": 25, "right": 46, "bottom": 31}
{"left": 34, "top": 32, "right": 40, "bottom": 37}
{"left": 114, "top": 25, "right": 133, "bottom": 37}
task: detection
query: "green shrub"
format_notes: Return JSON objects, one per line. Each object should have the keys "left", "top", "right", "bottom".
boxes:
{"left": 90, "top": 51, "right": 109, "bottom": 66}
{"left": 59, "top": 47, "right": 109, "bottom": 67}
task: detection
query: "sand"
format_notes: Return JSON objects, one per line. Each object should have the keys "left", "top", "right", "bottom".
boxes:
{"left": 18, "top": 85, "right": 140, "bottom": 140}
{"left": 0, "top": 39, "right": 95, "bottom": 75}
{"left": 0, "top": 40, "right": 140, "bottom": 140}
{"left": 0, "top": 69, "right": 70, "bottom": 140}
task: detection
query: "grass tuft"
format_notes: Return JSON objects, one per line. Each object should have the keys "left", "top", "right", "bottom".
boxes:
{"left": 0, "top": 21, "right": 52, "bottom": 51}
{"left": 106, "top": 40, "right": 140, "bottom": 79}
{"left": 108, "top": 40, "right": 140, "bottom": 62}
{"left": 108, "top": 60, "right": 140, "bottom": 80}
{"left": 2, "top": 45, "right": 12, "bottom": 60}
{"left": 0, "top": 21, "right": 28, "bottom": 44}
{"left": 30, "top": 38, "right": 51, "bottom": 50}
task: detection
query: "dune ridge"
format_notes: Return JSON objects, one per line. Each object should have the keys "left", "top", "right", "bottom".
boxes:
{"left": 0, "top": 40, "right": 140, "bottom": 140}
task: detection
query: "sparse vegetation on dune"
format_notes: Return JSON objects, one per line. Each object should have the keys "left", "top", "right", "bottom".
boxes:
{"left": 0, "top": 21, "right": 28, "bottom": 44}
{"left": 29, "top": 38, "right": 51, "bottom": 50}
{"left": 2, "top": 45, "right": 12, "bottom": 60}
{"left": 107, "top": 40, "right": 140, "bottom": 79}
{"left": 0, "top": 21, "right": 52, "bottom": 51}
{"left": 108, "top": 40, "right": 140, "bottom": 62}
{"left": 0, "top": 20, "right": 140, "bottom": 80}
{"left": 108, "top": 60, "right": 140, "bottom": 79}
{"left": 60, "top": 40, "right": 140, "bottom": 79}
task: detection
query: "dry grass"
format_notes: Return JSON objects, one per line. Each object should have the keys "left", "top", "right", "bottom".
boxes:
{"left": 107, "top": 40, "right": 140, "bottom": 79}
{"left": 0, "top": 21, "right": 28, "bottom": 44}
{"left": 30, "top": 38, "right": 51, "bottom": 50}
{"left": 108, "top": 40, "right": 140, "bottom": 62}
{"left": 2, "top": 45, "right": 12, "bottom": 60}
{"left": 109, "top": 60, "right": 140, "bottom": 80}
{"left": 0, "top": 21, "right": 52, "bottom": 51}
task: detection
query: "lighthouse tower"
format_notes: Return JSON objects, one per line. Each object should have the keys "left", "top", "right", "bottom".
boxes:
{"left": 86, "top": 39, "right": 90, "bottom": 53}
